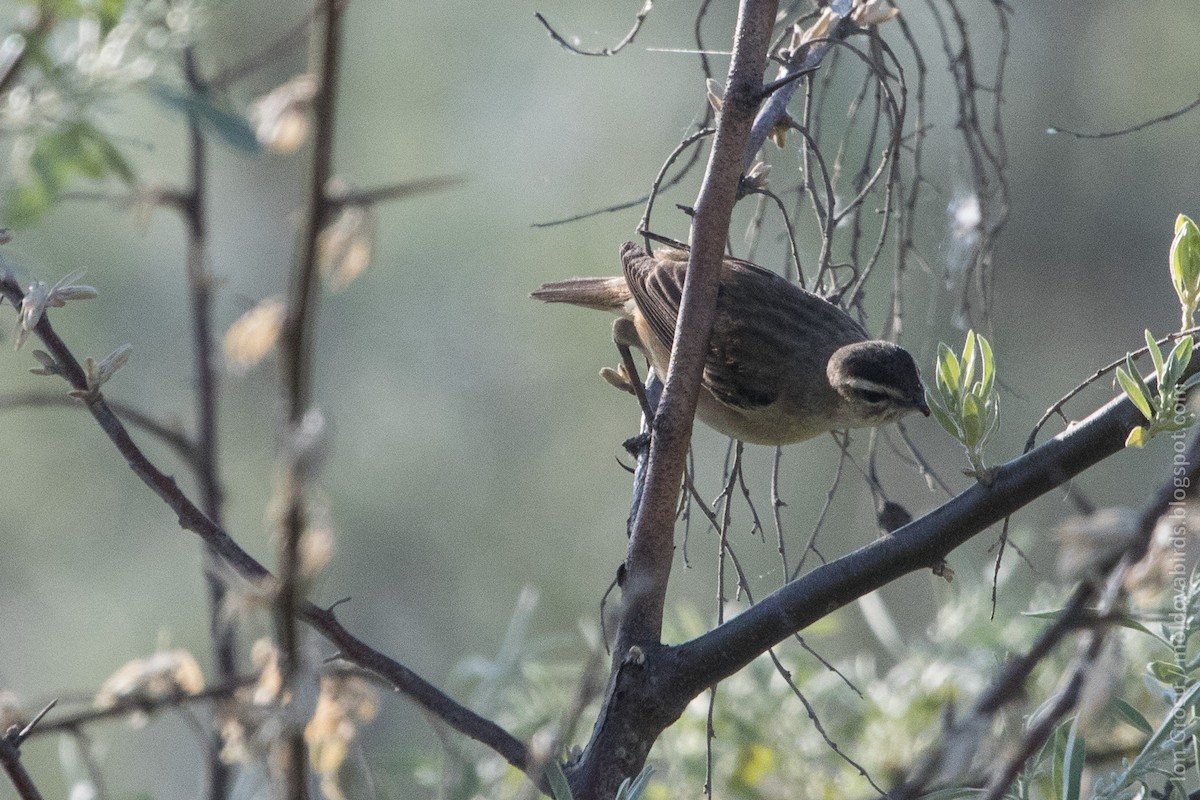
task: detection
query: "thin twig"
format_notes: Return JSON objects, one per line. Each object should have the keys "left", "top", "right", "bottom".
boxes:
{"left": 327, "top": 176, "right": 466, "bottom": 209}
{"left": 26, "top": 680, "right": 251, "bottom": 738}
{"left": 181, "top": 46, "right": 236, "bottom": 800}
{"left": 1048, "top": 94, "right": 1200, "bottom": 140}
{"left": 0, "top": 391, "right": 198, "bottom": 468}
{"left": 209, "top": 7, "right": 322, "bottom": 89}
{"left": 533, "top": 1, "right": 653, "bottom": 57}
{"left": 0, "top": 276, "right": 537, "bottom": 785}
{"left": 1024, "top": 326, "right": 1200, "bottom": 453}
{"left": 276, "top": 2, "right": 345, "bottom": 796}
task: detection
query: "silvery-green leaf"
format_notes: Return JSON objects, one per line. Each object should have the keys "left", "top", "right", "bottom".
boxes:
{"left": 978, "top": 333, "right": 995, "bottom": 399}
{"left": 544, "top": 761, "right": 574, "bottom": 800}
{"left": 927, "top": 396, "right": 960, "bottom": 438}
{"left": 1172, "top": 215, "right": 1200, "bottom": 299}
{"left": 1163, "top": 335, "right": 1194, "bottom": 389}
{"left": 1146, "top": 330, "right": 1165, "bottom": 380}
{"left": 962, "top": 393, "right": 983, "bottom": 447}
{"left": 937, "top": 343, "right": 960, "bottom": 398}
{"left": 1116, "top": 366, "right": 1153, "bottom": 422}
{"left": 1061, "top": 720, "right": 1085, "bottom": 800}
{"left": 984, "top": 394, "right": 1001, "bottom": 439}
{"left": 959, "top": 329, "right": 977, "bottom": 395}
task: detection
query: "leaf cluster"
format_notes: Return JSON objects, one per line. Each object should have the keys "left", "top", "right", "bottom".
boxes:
{"left": 926, "top": 329, "right": 1000, "bottom": 481}
{"left": 1116, "top": 331, "right": 1200, "bottom": 448}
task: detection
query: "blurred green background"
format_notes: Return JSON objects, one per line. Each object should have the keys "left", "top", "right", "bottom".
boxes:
{"left": 1, "top": 0, "right": 1198, "bottom": 796}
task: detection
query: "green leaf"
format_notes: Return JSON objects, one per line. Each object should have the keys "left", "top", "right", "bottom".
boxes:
{"left": 978, "top": 333, "right": 995, "bottom": 399}
{"left": 1125, "top": 426, "right": 1149, "bottom": 448}
{"left": 960, "top": 329, "right": 977, "bottom": 395}
{"left": 2, "top": 122, "right": 136, "bottom": 227}
{"left": 97, "top": 0, "right": 127, "bottom": 33}
{"left": 1172, "top": 215, "right": 1200, "bottom": 298}
{"left": 961, "top": 393, "right": 983, "bottom": 448}
{"left": 928, "top": 397, "right": 961, "bottom": 438}
{"left": 1163, "top": 335, "right": 1194, "bottom": 389}
{"left": 1146, "top": 330, "right": 1165, "bottom": 380}
{"left": 1148, "top": 660, "right": 1188, "bottom": 685}
{"left": 148, "top": 83, "right": 261, "bottom": 153}
{"left": 544, "top": 761, "right": 574, "bottom": 800}
{"left": 937, "top": 343, "right": 961, "bottom": 398}
{"left": 3, "top": 182, "right": 54, "bottom": 228}
{"left": 984, "top": 393, "right": 1001, "bottom": 439}
{"left": 1113, "top": 699, "right": 1154, "bottom": 735}
{"left": 1061, "top": 720, "right": 1085, "bottom": 800}
{"left": 615, "top": 766, "right": 655, "bottom": 800}
{"left": 1117, "top": 366, "right": 1154, "bottom": 422}
{"left": 915, "top": 790, "right": 986, "bottom": 800}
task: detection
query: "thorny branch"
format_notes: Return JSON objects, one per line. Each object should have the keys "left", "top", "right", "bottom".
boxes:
{"left": 0, "top": 274, "right": 537, "bottom": 782}
{"left": 275, "top": 1, "right": 343, "bottom": 794}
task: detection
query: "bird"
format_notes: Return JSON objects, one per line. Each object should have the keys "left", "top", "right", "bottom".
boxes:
{"left": 531, "top": 241, "right": 930, "bottom": 446}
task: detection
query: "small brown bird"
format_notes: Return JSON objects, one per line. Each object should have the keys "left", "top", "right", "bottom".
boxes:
{"left": 532, "top": 242, "right": 929, "bottom": 445}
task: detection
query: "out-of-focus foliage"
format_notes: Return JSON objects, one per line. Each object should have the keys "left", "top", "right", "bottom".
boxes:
{"left": 0, "top": 0, "right": 259, "bottom": 226}
{"left": 449, "top": 548, "right": 1200, "bottom": 799}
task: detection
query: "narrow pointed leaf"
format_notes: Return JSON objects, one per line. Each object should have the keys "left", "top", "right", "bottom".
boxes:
{"left": 1146, "top": 330, "right": 1165, "bottom": 379}
{"left": 978, "top": 334, "right": 995, "bottom": 399}
{"left": 929, "top": 405, "right": 960, "bottom": 438}
{"left": 962, "top": 393, "right": 983, "bottom": 447}
{"left": 1163, "top": 335, "right": 1194, "bottom": 389}
{"left": 1061, "top": 720, "right": 1085, "bottom": 800}
{"left": 938, "top": 343, "right": 960, "bottom": 397}
{"left": 960, "top": 330, "right": 977, "bottom": 395}
{"left": 1117, "top": 366, "right": 1153, "bottom": 421}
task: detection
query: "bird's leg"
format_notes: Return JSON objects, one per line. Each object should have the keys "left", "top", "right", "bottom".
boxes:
{"left": 608, "top": 318, "right": 656, "bottom": 424}
{"left": 607, "top": 318, "right": 655, "bottom": 456}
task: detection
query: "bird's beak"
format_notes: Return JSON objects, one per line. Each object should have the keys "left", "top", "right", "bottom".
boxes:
{"left": 916, "top": 393, "right": 931, "bottom": 417}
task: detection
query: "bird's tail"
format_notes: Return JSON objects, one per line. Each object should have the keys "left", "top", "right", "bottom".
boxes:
{"left": 530, "top": 276, "right": 631, "bottom": 311}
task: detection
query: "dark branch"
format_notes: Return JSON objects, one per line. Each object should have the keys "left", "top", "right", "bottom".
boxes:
{"left": 669, "top": 370, "right": 1178, "bottom": 700}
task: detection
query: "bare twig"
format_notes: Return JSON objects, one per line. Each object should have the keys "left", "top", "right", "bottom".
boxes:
{"left": 1024, "top": 325, "right": 1200, "bottom": 453}
{"left": 534, "top": 1, "right": 653, "bottom": 57}
{"left": 0, "top": 276, "right": 537, "bottom": 783}
{"left": 179, "top": 45, "right": 236, "bottom": 800}
{"left": 0, "top": 391, "right": 198, "bottom": 468}
{"left": 327, "top": 176, "right": 466, "bottom": 209}
{"left": 274, "top": 2, "right": 346, "bottom": 796}
{"left": 209, "top": 7, "right": 321, "bottom": 90}
{"left": 1048, "top": 93, "right": 1200, "bottom": 140}
{"left": 26, "top": 681, "right": 251, "bottom": 738}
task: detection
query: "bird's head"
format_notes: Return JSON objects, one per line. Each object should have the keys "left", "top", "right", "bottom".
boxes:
{"left": 827, "top": 340, "right": 930, "bottom": 427}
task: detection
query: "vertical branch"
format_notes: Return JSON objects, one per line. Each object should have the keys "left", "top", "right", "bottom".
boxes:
{"left": 615, "top": 0, "right": 778, "bottom": 656}
{"left": 0, "top": 739, "right": 43, "bottom": 800}
{"left": 181, "top": 46, "right": 234, "bottom": 800}
{"left": 275, "top": 2, "right": 343, "bottom": 798}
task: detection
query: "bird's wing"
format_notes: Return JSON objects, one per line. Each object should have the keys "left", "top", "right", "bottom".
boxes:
{"left": 619, "top": 242, "right": 868, "bottom": 412}
{"left": 620, "top": 242, "right": 684, "bottom": 351}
